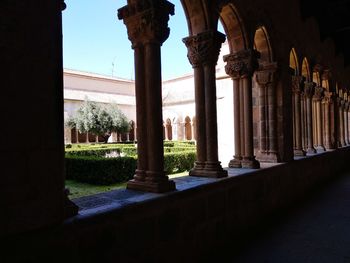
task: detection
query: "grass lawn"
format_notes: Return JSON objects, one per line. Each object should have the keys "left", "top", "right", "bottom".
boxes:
{"left": 66, "top": 171, "right": 189, "bottom": 199}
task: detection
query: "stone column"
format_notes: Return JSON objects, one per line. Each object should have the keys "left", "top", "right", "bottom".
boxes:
{"left": 344, "top": 101, "right": 349, "bottom": 145}
{"left": 292, "top": 76, "right": 306, "bottom": 156}
{"left": 301, "top": 92, "right": 307, "bottom": 151}
{"left": 224, "top": 50, "right": 260, "bottom": 168}
{"left": 338, "top": 97, "right": 346, "bottom": 147}
{"left": 118, "top": 0, "right": 175, "bottom": 192}
{"left": 183, "top": 31, "right": 227, "bottom": 178}
{"left": 255, "top": 62, "right": 280, "bottom": 162}
{"left": 304, "top": 82, "right": 317, "bottom": 154}
{"left": 223, "top": 55, "right": 242, "bottom": 168}
{"left": 313, "top": 86, "right": 326, "bottom": 152}
{"left": 323, "top": 91, "right": 334, "bottom": 150}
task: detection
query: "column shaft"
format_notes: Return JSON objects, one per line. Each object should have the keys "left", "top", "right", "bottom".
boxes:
{"left": 242, "top": 76, "right": 260, "bottom": 168}
{"left": 294, "top": 91, "right": 304, "bottom": 155}
{"left": 229, "top": 77, "right": 242, "bottom": 167}
{"left": 315, "top": 99, "right": 325, "bottom": 152}
{"left": 258, "top": 84, "right": 267, "bottom": 154}
{"left": 307, "top": 96, "right": 316, "bottom": 153}
{"left": 133, "top": 47, "right": 147, "bottom": 181}
{"left": 324, "top": 100, "right": 332, "bottom": 149}
{"left": 144, "top": 43, "right": 164, "bottom": 176}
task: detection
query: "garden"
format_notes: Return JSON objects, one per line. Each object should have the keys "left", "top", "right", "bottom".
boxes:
{"left": 65, "top": 141, "right": 196, "bottom": 198}
{"left": 64, "top": 100, "right": 196, "bottom": 198}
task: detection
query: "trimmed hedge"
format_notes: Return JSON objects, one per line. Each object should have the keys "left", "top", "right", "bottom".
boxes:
{"left": 65, "top": 156, "right": 137, "bottom": 185}
{"left": 65, "top": 151, "right": 196, "bottom": 185}
{"left": 164, "top": 151, "right": 196, "bottom": 174}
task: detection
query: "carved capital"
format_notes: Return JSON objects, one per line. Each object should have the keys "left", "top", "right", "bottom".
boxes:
{"left": 255, "top": 62, "right": 278, "bottom": 86}
{"left": 223, "top": 49, "right": 260, "bottom": 78}
{"left": 323, "top": 91, "right": 333, "bottom": 104}
{"left": 313, "top": 86, "right": 325, "bottom": 101}
{"left": 118, "top": 0, "right": 174, "bottom": 47}
{"left": 183, "top": 30, "right": 226, "bottom": 68}
{"left": 292, "top": 76, "right": 304, "bottom": 94}
{"left": 304, "top": 82, "right": 316, "bottom": 98}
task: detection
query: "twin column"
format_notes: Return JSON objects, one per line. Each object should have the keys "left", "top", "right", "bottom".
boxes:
{"left": 118, "top": 0, "right": 175, "bottom": 192}
{"left": 183, "top": 31, "right": 228, "bottom": 178}
{"left": 223, "top": 50, "right": 260, "bottom": 168}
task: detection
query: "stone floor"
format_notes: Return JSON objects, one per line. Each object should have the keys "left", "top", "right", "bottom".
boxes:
{"left": 211, "top": 172, "right": 350, "bottom": 263}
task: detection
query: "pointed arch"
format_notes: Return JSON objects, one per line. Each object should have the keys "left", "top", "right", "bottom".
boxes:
{"left": 254, "top": 26, "right": 273, "bottom": 62}
{"left": 289, "top": 48, "right": 299, "bottom": 75}
{"left": 166, "top": 118, "right": 172, "bottom": 141}
{"left": 180, "top": 0, "right": 209, "bottom": 35}
{"left": 312, "top": 71, "right": 321, "bottom": 86}
{"left": 302, "top": 58, "right": 311, "bottom": 81}
{"left": 219, "top": 3, "right": 249, "bottom": 53}
{"left": 185, "top": 116, "right": 192, "bottom": 140}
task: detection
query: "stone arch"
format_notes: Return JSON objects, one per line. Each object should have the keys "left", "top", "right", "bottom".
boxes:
{"left": 253, "top": 25, "right": 278, "bottom": 162}
{"left": 166, "top": 118, "right": 173, "bottom": 141}
{"left": 185, "top": 116, "right": 192, "bottom": 140}
{"left": 180, "top": 0, "right": 211, "bottom": 35}
{"left": 289, "top": 48, "right": 299, "bottom": 75}
{"left": 302, "top": 58, "right": 311, "bottom": 82}
{"left": 254, "top": 26, "right": 273, "bottom": 63}
{"left": 313, "top": 70, "right": 321, "bottom": 86}
{"left": 219, "top": 3, "right": 249, "bottom": 53}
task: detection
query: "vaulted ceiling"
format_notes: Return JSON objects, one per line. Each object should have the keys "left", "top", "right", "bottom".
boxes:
{"left": 300, "top": 0, "right": 350, "bottom": 66}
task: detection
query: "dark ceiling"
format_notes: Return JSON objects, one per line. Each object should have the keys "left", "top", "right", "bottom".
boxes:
{"left": 300, "top": 0, "right": 350, "bottom": 66}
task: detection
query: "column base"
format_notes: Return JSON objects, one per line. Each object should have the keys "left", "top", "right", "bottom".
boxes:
{"left": 241, "top": 157, "right": 260, "bottom": 169}
{"left": 190, "top": 161, "right": 228, "bottom": 178}
{"left": 228, "top": 157, "right": 242, "bottom": 168}
{"left": 315, "top": 145, "right": 326, "bottom": 153}
{"left": 306, "top": 147, "right": 317, "bottom": 155}
{"left": 256, "top": 152, "right": 281, "bottom": 163}
{"left": 293, "top": 149, "right": 306, "bottom": 157}
{"left": 127, "top": 171, "right": 176, "bottom": 193}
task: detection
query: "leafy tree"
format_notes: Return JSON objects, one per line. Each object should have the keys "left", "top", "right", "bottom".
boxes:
{"left": 67, "top": 99, "right": 130, "bottom": 143}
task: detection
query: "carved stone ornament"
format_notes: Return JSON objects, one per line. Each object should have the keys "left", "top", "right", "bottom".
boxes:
{"left": 118, "top": 0, "right": 175, "bottom": 47}
{"left": 223, "top": 49, "right": 260, "bottom": 78}
{"left": 292, "top": 76, "right": 304, "bottom": 94}
{"left": 182, "top": 30, "right": 226, "bottom": 68}
{"left": 304, "top": 82, "right": 316, "bottom": 98}
{"left": 255, "top": 62, "right": 278, "bottom": 85}
{"left": 313, "top": 86, "right": 325, "bottom": 100}
{"left": 323, "top": 91, "right": 333, "bottom": 104}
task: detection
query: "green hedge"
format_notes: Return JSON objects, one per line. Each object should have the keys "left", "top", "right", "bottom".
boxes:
{"left": 65, "top": 151, "right": 196, "bottom": 185}
{"left": 66, "top": 145, "right": 195, "bottom": 157}
{"left": 65, "top": 146, "right": 137, "bottom": 157}
{"left": 164, "top": 151, "right": 196, "bottom": 174}
{"left": 65, "top": 156, "right": 137, "bottom": 185}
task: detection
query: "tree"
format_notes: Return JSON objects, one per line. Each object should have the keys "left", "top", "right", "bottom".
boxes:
{"left": 66, "top": 99, "right": 130, "bottom": 143}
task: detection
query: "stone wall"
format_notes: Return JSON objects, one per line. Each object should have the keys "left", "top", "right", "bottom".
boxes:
{"left": 3, "top": 147, "right": 350, "bottom": 262}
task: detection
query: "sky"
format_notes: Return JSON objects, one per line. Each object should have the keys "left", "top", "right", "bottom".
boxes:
{"left": 62, "top": 0, "right": 194, "bottom": 80}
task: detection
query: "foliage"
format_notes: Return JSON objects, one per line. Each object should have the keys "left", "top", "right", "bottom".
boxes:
{"left": 65, "top": 155, "right": 137, "bottom": 185}
{"left": 65, "top": 150, "right": 196, "bottom": 185}
{"left": 66, "top": 99, "right": 130, "bottom": 142}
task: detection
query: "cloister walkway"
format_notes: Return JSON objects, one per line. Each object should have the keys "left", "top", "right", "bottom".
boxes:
{"left": 212, "top": 172, "right": 350, "bottom": 263}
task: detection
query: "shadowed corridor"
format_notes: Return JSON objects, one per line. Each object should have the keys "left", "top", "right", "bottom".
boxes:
{"left": 210, "top": 172, "right": 350, "bottom": 263}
